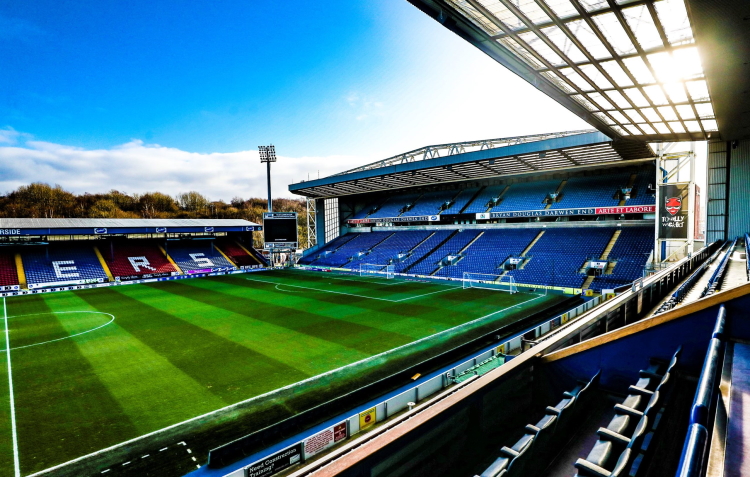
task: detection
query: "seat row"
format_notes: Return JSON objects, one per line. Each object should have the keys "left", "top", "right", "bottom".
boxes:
{"left": 478, "top": 371, "right": 601, "bottom": 477}
{"left": 574, "top": 347, "right": 681, "bottom": 477}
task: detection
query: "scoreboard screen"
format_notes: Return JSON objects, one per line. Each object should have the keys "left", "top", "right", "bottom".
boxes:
{"left": 263, "top": 212, "right": 298, "bottom": 249}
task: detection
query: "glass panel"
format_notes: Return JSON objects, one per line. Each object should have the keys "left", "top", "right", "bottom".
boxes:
{"left": 572, "top": 94, "right": 598, "bottom": 111}
{"left": 640, "top": 107, "right": 661, "bottom": 122}
{"left": 668, "top": 121, "right": 686, "bottom": 133}
{"left": 605, "top": 90, "right": 631, "bottom": 108}
{"left": 694, "top": 102, "right": 715, "bottom": 118}
{"left": 622, "top": 5, "right": 664, "bottom": 50}
{"left": 675, "top": 104, "right": 696, "bottom": 120}
{"left": 519, "top": 32, "right": 565, "bottom": 66}
{"left": 625, "top": 124, "right": 643, "bottom": 135}
{"left": 653, "top": 122, "right": 671, "bottom": 134}
{"left": 624, "top": 109, "right": 646, "bottom": 122}
{"left": 512, "top": 0, "right": 553, "bottom": 25}
{"left": 684, "top": 120, "right": 701, "bottom": 132}
{"left": 447, "top": 1, "right": 503, "bottom": 35}
{"left": 565, "top": 20, "right": 612, "bottom": 60}
{"left": 638, "top": 123, "right": 656, "bottom": 135}
{"left": 672, "top": 47, "right": 704, "bottom": 80}
{"left": 611, "top": 125, "right": 629, "bottom": 135}
{"left": 541, "top": 70, "right": 575, "bottom": 92}
{"left": 654, "top": 0, "right": 694, "bottom": 46}
{"left": 588, "top": 92, "right": 615, "bottom": 110}
{"left": 593, "top": 112, "right": 615, "bottom": 125}
{"left": 592, "top": 12, "right": 637, "bottom": 55}
{"left": 643, "top": 85, "right": 669, "bottom": 105}
{"left": 542, "top": 26, "right": 589, "bottom": 63}
{"left": 685, "top": 80, "right": 710, "bottom": 101}
{"left": 546, "top": 0, "right": 579, "bottom": 19}
{"left": 663, "top": 82, "right": 688, "bottom": 103}
{"left": 701, "top": 119, "right": 718, "bottom": 131}
{"left": 498, "top": 38, "right": 545, "bottom": 69}
{"left": 600, "top": 60, "right": 634, "bottom": 87}
{"left": 622, "top": 56, "right": 655, "bottom": 84}
{"left": 657, "top": 106, "right": 679, "bottom": 121}
{"left": 476, "top": 0, "right": 525, "bottom": 30}
{"left": 559, "top": 67, "right": 594, "bottom": 91}
{"left": 579, "top": 0, "right": 609, "bottom": 13}
{"left": 623, "top": 88, "right": 650, "bottom": 107}
{"left": 578, "top": 64, "right": 614, "bottom": 89}
{"left": 608, "top": 110, "right": 629, "bottom": 123}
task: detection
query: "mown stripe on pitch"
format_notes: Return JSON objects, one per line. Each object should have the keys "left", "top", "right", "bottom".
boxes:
{"left": 5, "top": 294, "right": 139, "bottom": 475}
{"left": 115, "top": 285, "right": 372, "bottom": 376}
{"left": 75, "top": 287, "right": 311, "bottom": 403}
{"left": 44, "top": 292, "right": 226, "bottom": 435}
{"left": 150, "top": 280, "right": 416, "bottom": 355}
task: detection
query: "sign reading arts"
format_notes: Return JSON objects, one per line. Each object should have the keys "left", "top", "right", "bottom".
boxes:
{"left": 658, "top": 183, "right": 689, "bottom": 239}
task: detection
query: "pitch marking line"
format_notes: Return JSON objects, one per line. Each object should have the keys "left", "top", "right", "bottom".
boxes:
{"left": 331, "top": 277, "right": 401, "bottom": 286}
{"left": 0, "top": 312, "right": 116, "bottom": 352}
{"left": 3, "top": 297, "right": 21, "bottom": 477}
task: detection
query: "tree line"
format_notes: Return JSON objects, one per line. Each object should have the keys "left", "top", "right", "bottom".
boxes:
{"left": 0, "top": 183, "right": 312, "bottom": 247}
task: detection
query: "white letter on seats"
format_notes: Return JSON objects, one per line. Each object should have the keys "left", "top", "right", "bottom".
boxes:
{"left": 53, "top": 260, "right": 80, "bottom": 278}
{"left": 189, "top": 253, "right": 214, "bottom": 267}
{"left": 128, "top": 256, "right": 156, "bottom": 272}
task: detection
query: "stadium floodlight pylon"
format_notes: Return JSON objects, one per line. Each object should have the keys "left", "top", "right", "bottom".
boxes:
{"left": 463, "top": 272, "right": 517, "bottom": 294}
{"left": 359, "top": 263, "right": 395, "bottom": 279}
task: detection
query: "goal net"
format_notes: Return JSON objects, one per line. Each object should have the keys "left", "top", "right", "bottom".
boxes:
{"left": 463, "top": 272, "right": 518, "bottom": 293}
{"left": 359, "top": 263, "right": 395, "bottom": 279}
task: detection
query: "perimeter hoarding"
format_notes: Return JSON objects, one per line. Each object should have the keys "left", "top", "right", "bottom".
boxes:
{"left": 658, "top": 183, "right": 689, "bottom": 239}
{"left": 244, "top": 444, "right": 302, "bottom": 477}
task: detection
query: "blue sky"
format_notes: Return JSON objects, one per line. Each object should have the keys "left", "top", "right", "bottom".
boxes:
{"left": 1, "top": 0, "right": 678, "bottom": 200}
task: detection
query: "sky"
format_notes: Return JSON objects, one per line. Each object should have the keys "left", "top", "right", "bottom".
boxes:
{"left": 0, "top": 1, "right": 702, "bottom": 201}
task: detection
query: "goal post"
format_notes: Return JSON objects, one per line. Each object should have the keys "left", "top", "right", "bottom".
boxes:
{"left": 462, "top": 272, "right": 518, "bottom": 294}
{"left": 359, "top": 263, "right": 395, "bottom": 279}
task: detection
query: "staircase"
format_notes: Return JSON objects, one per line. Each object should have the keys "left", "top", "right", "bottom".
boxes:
{"left": 545, "top": 180, "right": 567, "bottom": 209}
{"left": 581, "top": 229, "right": 622, "bottom": 289}
{"left": 521, "top": 231, "right": 545, "bottom": 256}
{"left": 619, "top": 173, "right": 638, "bottom": 206}
{"left": 459, "top": 186, "right": 486, "bottom": 213}
{"left": 397, "top": 193, "right": 423, "bottom": 217}
{"left": 342, "top": 233, "right": 395, "bottom": 268}
{"left": 429, "top": 231, "right": 485, "bottom": 276}
{"left": 485, "top": 185, "right": 511, "bottom": 213}
{"left": 402, "top": 230, "right": 458, "bottom": 274}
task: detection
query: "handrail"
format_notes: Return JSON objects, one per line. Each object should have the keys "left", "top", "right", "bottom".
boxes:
{"left": 745, "top": 233, "right": 749, "bottom": 281}
{"left": 654, "top": 244, "right": 725, "bottom": 314}
{"left": 702, "top": 238, "right": 737, "bottom": 297}
{"left": 675, "top": 305, "right": 727, "bottom": 477}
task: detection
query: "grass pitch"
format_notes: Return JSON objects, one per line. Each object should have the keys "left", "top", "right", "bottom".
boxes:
{"left": 0, "top": 269, "right": 563, "bottom": 475}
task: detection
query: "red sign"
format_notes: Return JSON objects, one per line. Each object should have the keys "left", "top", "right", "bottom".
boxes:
{"left": 594, "top": 205, "right": 656, "bottom": 215}
{"left": 665, "top": 197, "right": 682, "bottom": 216}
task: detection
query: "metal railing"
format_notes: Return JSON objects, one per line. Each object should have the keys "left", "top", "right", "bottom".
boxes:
{"left": 654, "top": 244, "right": 726, "bottom": 314}
{"left": 702, "top": 238, "right": 737, "bottom": 298}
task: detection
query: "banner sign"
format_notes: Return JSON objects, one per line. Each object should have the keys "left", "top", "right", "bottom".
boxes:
{"left": 508, "top": 257, "right": 523, "bottom": 265}
{"left": 590, "top": 261, "right": 608, "bottom": 270}
{"left": 115, "top": 272, "right": 176, "bottom": 281}
{"left": 359, "top": 407, "right": 377, "bottom": 431}
{"left": 302, "top": 421, "right": 347, "bottom": 460}
{"left": 244, "top": 443, "right": 302, "bottom": 477}
{"left": 347, "top": 205, "right": 655, "bottom": 223}
{"left": 659, "top": 183, "right": 689, "bottom": 239}
{"left": 28, "top": 278, "right": 104, "bottom": 289}
{"left": 0, "top": 285, "right": 20, "bottom": 291}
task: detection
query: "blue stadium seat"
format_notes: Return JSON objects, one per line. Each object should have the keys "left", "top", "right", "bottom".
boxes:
{"left": 22, "top": 244, "right": 108, "bottom": 286}
{"left": 550, "top": 173, "right": 630, "bottom": 209}
{"left": 590, "top": 228, "right": 653, "bottom": 291}
{"left": 165, "top": 241, "right": 236, "bottom": 272}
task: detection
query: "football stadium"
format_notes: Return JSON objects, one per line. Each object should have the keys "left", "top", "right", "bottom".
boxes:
{"left": 1, "top": 0, "right": 750, "bottom": 477}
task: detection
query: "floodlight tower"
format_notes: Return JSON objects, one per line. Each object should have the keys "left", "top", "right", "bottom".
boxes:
{"left": 259, "top": 145, "right": 276, "bottom": 212}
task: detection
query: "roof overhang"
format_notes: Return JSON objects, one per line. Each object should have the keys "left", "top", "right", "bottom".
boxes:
{"left": 289, "top": 131, "right": 654, "bottom": 198}
{"left": 407, "top": 0, "right": 743, "bottom": 142}
{"left": 0, "top": 219, "right": 261, "bottom": 237}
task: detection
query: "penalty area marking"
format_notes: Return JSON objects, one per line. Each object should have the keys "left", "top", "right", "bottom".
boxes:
{"left": 247, "top": 277, "right": 461, "bottom": 303}
{"left": 3, "top": 297, "right": 21, "bottom": 477}
{"left": 0, "top": 311, "right": 116, "bottom": 352}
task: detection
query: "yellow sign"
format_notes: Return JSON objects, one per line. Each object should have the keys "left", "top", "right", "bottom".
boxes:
{"left": 561, "top": 313, "right": 569, "bottom": 324}
{"left": 359, "top": 407, "right": 377, "bottom": 431}
{"left": 496, "top": 344, "right": 505, "bottom": 355}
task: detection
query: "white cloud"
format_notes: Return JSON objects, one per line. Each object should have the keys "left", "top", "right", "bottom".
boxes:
{"left": 0, "top": 133, "right": 370, "bottom": 201}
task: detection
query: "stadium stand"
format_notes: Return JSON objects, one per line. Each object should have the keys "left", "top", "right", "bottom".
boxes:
{"left": 434, "top": 229, "right": 540, "bottom": 278}
{"left": 367, "top": 193, "right": 422, "bottom": 219}
{"left": 507, "top": 228, "right": 615, "bottom": 288}
{"left": 550, "top": 173, "right": 630, "bottom": 209}
{"left": 491, "top": 179, "right": 561, "bottom": 212}
{"left": 627, "top": 171, "right": 656, "bottom": 206}
{"left": 590, "top": 227, "right": 653, "bottom": 291}
{"left": 104, "top": 241, "right": 178, "bottom": 279}
{"left": 393, "top": 230, "right": 452, "bottom": 273}
{"left": 407, "top": 230, "right": 482, "bottom": 276}
{"left": 0, "top": 252, "right": 19, "bottom": 288}
{"left": 214, "top": 238, "right": 265, "bottom": 267}
{"left": 463, "top": 185, "right": 507, "bottom": 213}
{"left": 346, "top": 231, "right": 432, "bottom": 268}
{"left": 22, "top": 244, "right": 108, "bottom": 286}
{"left": 165, "top": 240, "right": 236, "bottom": 272}
{"left": 403, "top": 190, "right": 455, "bottom": 217}
{"left": 440, "top": 187, "right": 481, "bottom": 214}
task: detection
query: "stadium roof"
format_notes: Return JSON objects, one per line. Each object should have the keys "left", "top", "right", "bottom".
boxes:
{"left": 408, "top": 0, "right": 750, "bottom": 142}
{"left": 289, "top": 130, "right": 654, "bottom": 198}
{"left": 0, "top": 218, "right": 260, "bottom": 237}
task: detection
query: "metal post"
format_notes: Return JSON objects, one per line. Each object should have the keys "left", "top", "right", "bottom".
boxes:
{"left": 259, "top": 145, "right": 277, "bottom": 213}
{"left": 266, "top": 160, "right": 272, "bottom": 213}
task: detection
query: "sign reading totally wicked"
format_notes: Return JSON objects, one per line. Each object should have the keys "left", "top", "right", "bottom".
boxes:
{"left": 659, "top": 183, "right": 689, "bottom": 239}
